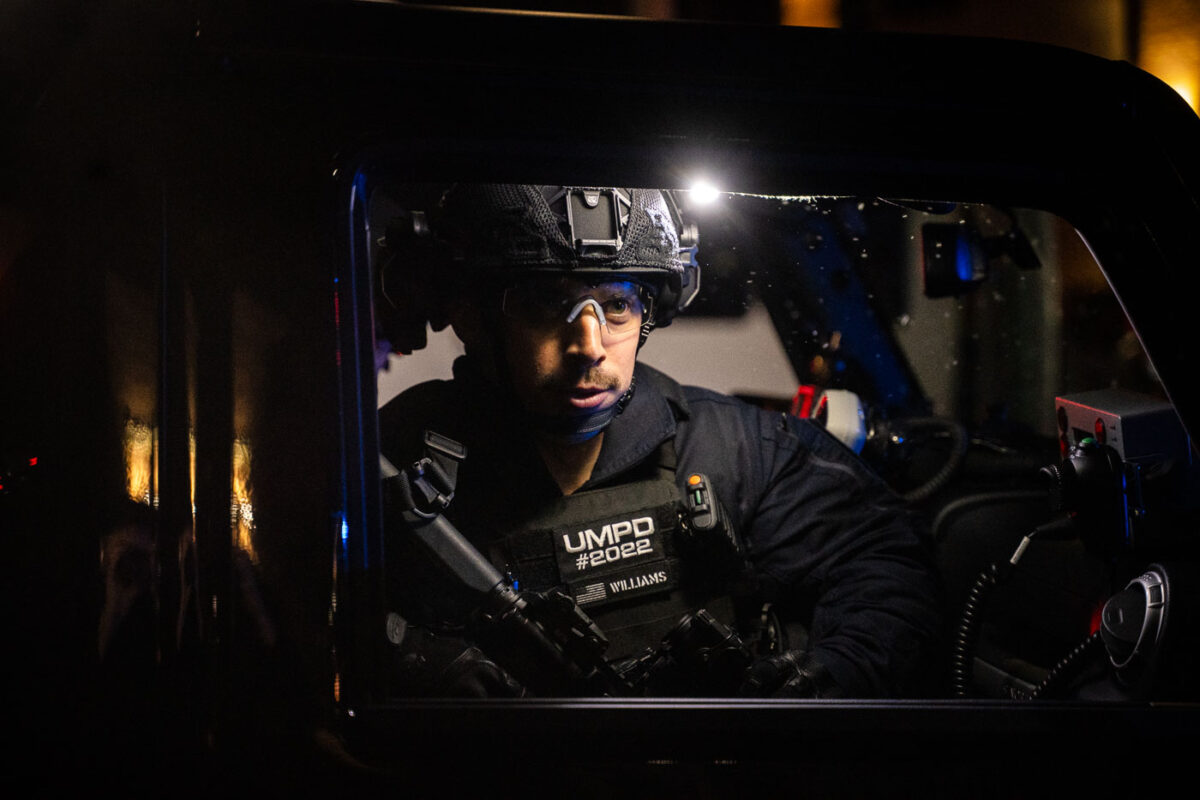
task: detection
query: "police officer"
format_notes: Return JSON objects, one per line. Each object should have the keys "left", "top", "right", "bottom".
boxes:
{"left": 378, "top": 184, "right": 940, "bottom": 698}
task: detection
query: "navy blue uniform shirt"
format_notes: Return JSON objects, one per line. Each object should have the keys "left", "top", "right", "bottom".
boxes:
{"left": 380, "top": 358, "right": 942, "bottom": 697}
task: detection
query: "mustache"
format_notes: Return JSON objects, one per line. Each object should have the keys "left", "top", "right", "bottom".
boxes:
{"left": 537, "top": 367, "right": 621, "bottom": 393}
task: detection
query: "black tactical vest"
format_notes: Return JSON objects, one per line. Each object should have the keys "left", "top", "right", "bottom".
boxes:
{"left": 489, "top": 442, "right": 737, "bottom": 660}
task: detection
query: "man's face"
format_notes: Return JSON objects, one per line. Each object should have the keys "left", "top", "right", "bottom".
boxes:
{"left": 498, "top": 277, "right": 647, "bottom": 422}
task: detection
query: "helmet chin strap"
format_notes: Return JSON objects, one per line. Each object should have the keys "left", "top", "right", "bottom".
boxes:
{"left": 524, "top": 375, "right": 637, "bottom": 444}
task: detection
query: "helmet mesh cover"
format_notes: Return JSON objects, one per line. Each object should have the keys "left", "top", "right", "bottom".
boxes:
{"left": 438, "top": 184, "right": 683, "bottom": 279}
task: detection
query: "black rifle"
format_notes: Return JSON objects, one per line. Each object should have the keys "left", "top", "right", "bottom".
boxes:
{"left": 384, "top": 441, "right": 633, "bottom": 697}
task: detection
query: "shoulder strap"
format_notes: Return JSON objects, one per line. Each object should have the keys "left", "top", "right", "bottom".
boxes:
{"left": 656, "top": 437, "right": 677, "bottom": 474}
{"left": 383, "top": 430, "right": 468, "bottom": 514}
{"left": 422, "top": 430, "right": 468, "bottom": 493}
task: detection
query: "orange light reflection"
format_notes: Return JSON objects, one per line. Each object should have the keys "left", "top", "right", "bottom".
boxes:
{"left": 123, "top": 418, "right": 157, "bottom": 506}
{"left": 231, "top": 438, "right": 257, "bottom": 562}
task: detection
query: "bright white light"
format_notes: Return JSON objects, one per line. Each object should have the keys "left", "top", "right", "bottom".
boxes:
{"left": 689, "top": 182, "right": 721, "bottom": 204}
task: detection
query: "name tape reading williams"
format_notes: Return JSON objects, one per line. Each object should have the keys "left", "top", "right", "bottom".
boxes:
{"left": 553, "top": 511, "right": 677, "bottom": 608}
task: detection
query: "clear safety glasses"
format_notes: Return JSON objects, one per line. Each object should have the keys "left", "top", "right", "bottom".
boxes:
{"left": 500, "top": 279, "right": 653, "bottom": 344}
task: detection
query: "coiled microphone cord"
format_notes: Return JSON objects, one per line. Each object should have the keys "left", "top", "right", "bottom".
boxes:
{"left": 950, "top": 516, "right": 1076, "bottom": 698}
{"left": 1029, "top": 630, "right": 1105, "bottom": 699}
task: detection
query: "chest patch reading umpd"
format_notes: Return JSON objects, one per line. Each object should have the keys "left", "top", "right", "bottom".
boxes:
{"left": 551, "top": 508, "right": 678, "bottom": 608}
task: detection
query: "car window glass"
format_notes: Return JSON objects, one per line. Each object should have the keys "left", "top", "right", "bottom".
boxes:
{"left": 365, "top": 182, "right": 1182, "bottom": 704}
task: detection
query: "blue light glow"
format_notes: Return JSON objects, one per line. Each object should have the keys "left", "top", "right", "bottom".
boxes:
{"left": 955, "top": 234, "right": 974, "bottom": 283}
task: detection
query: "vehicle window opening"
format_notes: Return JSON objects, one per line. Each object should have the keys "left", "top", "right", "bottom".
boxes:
{"left": 349, "top": 179, "right": 1198, "bottom": 706}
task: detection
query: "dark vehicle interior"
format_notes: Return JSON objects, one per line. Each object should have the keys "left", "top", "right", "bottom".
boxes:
{"left": 367, "top": 183, "right": 1197, "bottom": 705}
{"left": 4, "top": 1, "right": 1200, "bottom": 793}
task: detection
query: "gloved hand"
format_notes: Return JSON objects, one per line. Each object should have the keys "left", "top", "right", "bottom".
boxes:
{"left": 436, "top": 644, "right": 527, "bottom": 698}
{"left": 393, "top": 625, "right": 526, "bottom": 698}
{"left": 737, "top": 650, "right": 844, "bottom": 698}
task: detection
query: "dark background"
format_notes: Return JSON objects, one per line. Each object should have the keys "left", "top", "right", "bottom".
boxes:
{"left": 380, "top": 0, "right": 1196, "bottom": 106}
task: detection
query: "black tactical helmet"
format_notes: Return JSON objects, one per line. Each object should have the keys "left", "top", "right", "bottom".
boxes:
{"left": 434, "top": 184, "right": 700, "bottom": 327}
{"left": 375, "top": 184, "right": 699, "bottom": 354}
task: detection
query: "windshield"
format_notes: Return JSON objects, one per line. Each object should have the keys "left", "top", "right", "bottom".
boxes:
{"left": 362, "top": 181, "right": 1191, "bottom": 705}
